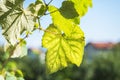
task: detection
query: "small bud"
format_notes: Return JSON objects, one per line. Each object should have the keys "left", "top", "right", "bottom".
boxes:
{"left": 34, "top": 22, "right": 39, "bottom": 28}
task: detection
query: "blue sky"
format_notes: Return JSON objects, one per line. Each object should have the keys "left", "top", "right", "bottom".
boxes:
{"left": 0, "top": 0, "right": 120, "bottom": 47}
{"left": 81, "top": 0, "right": 120, "bottom": 43}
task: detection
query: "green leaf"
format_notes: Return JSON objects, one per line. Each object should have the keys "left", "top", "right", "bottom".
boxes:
{"left": 15, "top": 70, "right": 23, "bottom": 77}
{"left": 6, "top": 72, "right": 17, "bottom": 80}
{"left": 59, "top": 1, "right": 79, "bottom": 19}
{"left": 69, "top": 0, "right": 92, "bottom": 16}
{"left": 5, "top": 61, "right": 17, "bottom": 71}
{"left": 0, "top": 75, "right": 4, "bottom": 80}
{"left": 5, "top": 40, "right": 27, "bottom": 58}
{"left": 0, "top": 0, "right": 24, "bottom": 21}
{"left": 48, "top": 6, "right": 79, "bottom": 36}
{"left": 27, "top": 0, "right": 46, "bottom": 16}
{"left": 59, "top": 1, "right": 80, "bottom": 24}
{"left": 0, "top": 0, "right": 36, "bottom": 45}
{"left": 17, "top": 77, "right": 24, "bottom": 80}
{"left": 5, "top": 71, "right": 24, "bottom": 80}
{"left": 42, "top": 24, "right": 85, "bottom": 73}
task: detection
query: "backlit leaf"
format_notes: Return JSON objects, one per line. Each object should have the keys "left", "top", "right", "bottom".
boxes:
{"left": 42, "top": 24, "right": 85, "bottom": 73}
{"left": 5, "top": 40, "right": 27, "bottom": 58}
{"left": 48, "top": 6, "right": 78, "bottom": 36}
{"left": 0, "top": 75, "right": 4, "bottom": 80}
{"left": 59, "top": 1, "right": 79, "bottom": 19}
{"left": 27, "top": 0, "right": 46, "bottom": 16}
{"left": 6, "top": 72, "right": 17, "bottom": 80}
{"left": 69, "top": 0, "right": 92, "bottom": 16}
{"left": 0, "top": 0, "right": 36, "bottom": 45}
{"left": 59, "top": 1, "right": 80, "bottom": 24}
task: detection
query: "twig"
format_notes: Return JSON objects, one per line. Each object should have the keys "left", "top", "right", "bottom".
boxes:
{"left": 43, "top": 0, "right": 47, "bottom": 5}
{"left": 44, "top": 9, "right": 58, "bottom": 15}
{"left": 37, "top": 17, "right": 42, "bottom": 29}
{"left": 47, "top": 0, "right": 54, "bottom": 5}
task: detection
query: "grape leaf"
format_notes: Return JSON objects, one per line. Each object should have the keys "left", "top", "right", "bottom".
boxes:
{"left": 42, "top": 24, "right": 85, "bottom": 73}
{"left": 0, "top": 0, "right": 24, "bottom": 21}
{"left": 59, "top": 1, "right": 80, "bottom": 24}
{"left": 48, "top": 6, "right": 79, "bottom": 36}
{"left": 5, "top": 40, "right": 27, "bottom": 58}
{"left": 27, "top": 0, "right": 46, "bottom": 16}
{"left": 59, "top": 1, "right": 79, "bottom": 19}
{"left": 69, "top": 0, "right": 92, "bottom": 16}
{"left": 0, "top": 75, "right": 4, "bottom": 80}
{"left": 11, "top": 42, "right": 27, "bottom": 58}
{"left": 0, "top": 0, "right": 36, "bottom": 45}
{"left": 6, "top": 72, "right": 17, "bottom": 80}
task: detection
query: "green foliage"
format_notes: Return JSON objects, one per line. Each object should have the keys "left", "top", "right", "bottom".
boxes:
{"left": 69, "top": 0, "right": 92, "bottom": 16}
{"left": 0, "top": 0, "right": 36, "bottom": 45}
{"left": 27, "top": 0, "right": 46, "bottom": 16}
{"left": 42, "top": 24, "right": 84, "bottom": 73}
{"left": 0, "top": 0, "right": 92, "bottom": 76}
{"left": 48, "top": 5, "right": 79, "bottom": 35}
{"left": 0, "top": 64, "right": 24, "bottom": 80}
{"left": 5, "top": 71, "right": 24, "bottom": 80}
{"left": 59, "top": 1, "right": 79, "bottom": 19}
{"left": 1, "top": 45, "right": 120, "bottom": 80}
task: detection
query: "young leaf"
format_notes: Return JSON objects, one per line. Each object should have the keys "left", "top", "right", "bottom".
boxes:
{"left": 27, "top": 0, "right": 46, "bottom": 16}
{"left": 42, "top": 24, "right": 85, "bottom": 73}
{"left": 5, "top": 40, "right": 27, "bottom": 58}
{"left": 11, "top": 42, "right": 27, "bottom": 58}
{"left": 0, "top": 0, "right": 36, "bottom": 45}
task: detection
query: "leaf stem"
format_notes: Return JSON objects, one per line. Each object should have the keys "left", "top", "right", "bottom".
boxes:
{"left": 38, "top": 27, "right": 61, "bottom": 36}
{"left": 37, "top": 17, "right": 42, "bottom": 30}
{"left": 43, "top": 0, "right": 47, "bottom": 5}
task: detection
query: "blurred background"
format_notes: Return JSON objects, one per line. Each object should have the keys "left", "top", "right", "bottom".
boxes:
{"left": 0, "top": 0, "right": 120, "bottom": 80}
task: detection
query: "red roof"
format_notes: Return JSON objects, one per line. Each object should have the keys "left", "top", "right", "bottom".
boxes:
{"left": 90, "top": 42, "right": 115, "bottom": 49}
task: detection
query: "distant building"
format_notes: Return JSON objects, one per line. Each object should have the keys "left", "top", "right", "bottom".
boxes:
{"left": 85, "top": 42, "right": 115, "bottom": 60}
{"left": 28, "top": 47, "right": 46, "bottom": 63}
